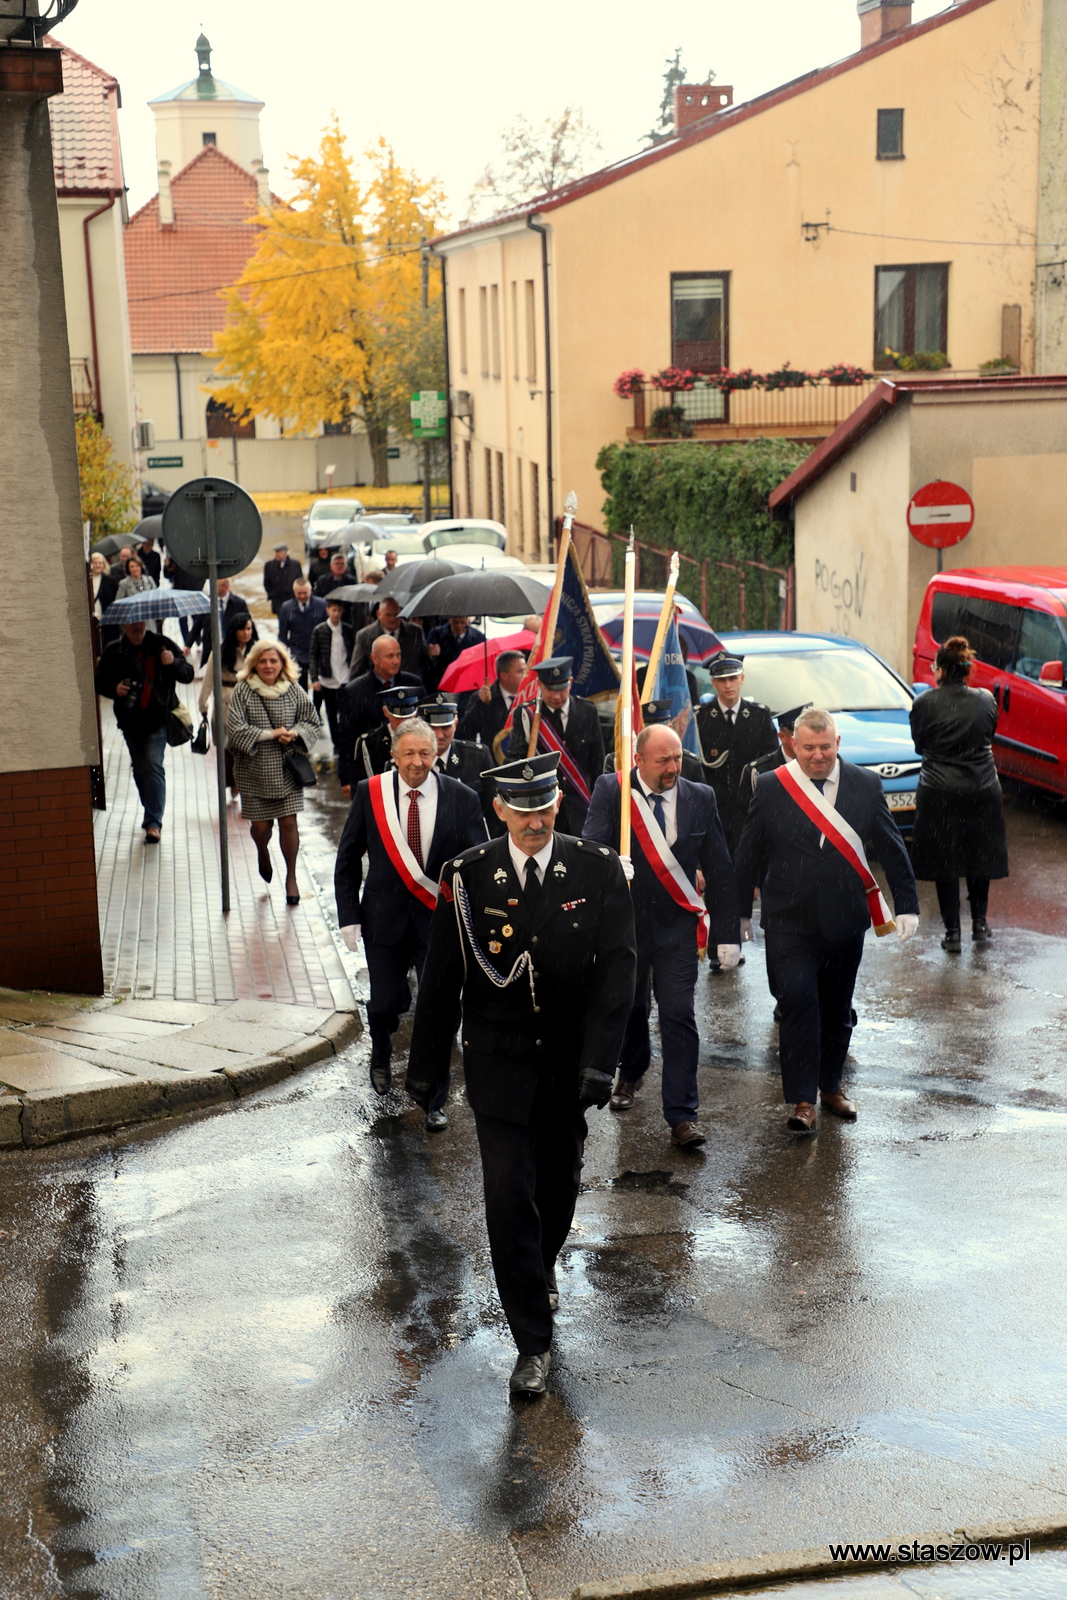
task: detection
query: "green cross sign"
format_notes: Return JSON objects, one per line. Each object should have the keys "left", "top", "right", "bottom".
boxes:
{"left": 410, "top": 390, "right": 448, "bottom": 439}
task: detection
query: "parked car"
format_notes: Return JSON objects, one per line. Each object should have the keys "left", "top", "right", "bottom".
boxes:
{"left": 302, "top": 497, "right": 365, "bottom": 553}
{"left": 140, "top": 479, "right": 171, "bottom": 518}
{"left": 914, "top": 566, "right": 1067, "bottom": 798}
{"left": 418, "top": 519, "right": 527, "bottom": 573}
{"left": 715, "top": 631, "right": 922, "bottom": 824}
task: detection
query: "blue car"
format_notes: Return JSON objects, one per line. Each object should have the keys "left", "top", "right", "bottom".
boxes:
{"left": 705, "top": 632, "right": 922, "bottom": 830}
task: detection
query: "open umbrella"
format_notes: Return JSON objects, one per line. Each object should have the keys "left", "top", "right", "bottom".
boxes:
{"left": 309, "top": 526, "right": 359, "bottom": 551}
{"left": 132, "top": 514, "right": 164, "bottom": 544}
{"left": 597, "top": 607, "right": 722, "bottom": 664}
{"left": 321, "top": 583, "right": 379, "bottom": 604}
{"left": 101, "top": 591, "right": 211, "bottom": 625}
{"left": 401, "top": 570, "right": 552, "bottom": 620}
{"left": 439, "top": 629, "right": 537, "bottom": 694}
{"left": 375, "top": 558, "right": 469, "bottom": 603}
{"left": 90, "top": 534, "right": 130, "bottom": 558}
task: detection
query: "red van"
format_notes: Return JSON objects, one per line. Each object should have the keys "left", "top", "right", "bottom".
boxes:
{"left": 914, "top": 568, "right": 1067, "bottom": 797}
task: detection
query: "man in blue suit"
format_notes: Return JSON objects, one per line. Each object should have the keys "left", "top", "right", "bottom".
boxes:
{"left": 734, "top": 708, "right": 919, "bottom": 1134}
{"left": 335, "top": 716, "right": 486, "bottom": 1126}
{"left": 584, "top": 724, "right": 741, "bottom": 1148}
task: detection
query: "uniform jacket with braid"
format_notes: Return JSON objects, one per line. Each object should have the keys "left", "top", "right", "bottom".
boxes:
{"left": 226, "top": 679, "right": 321, "bottom": 800}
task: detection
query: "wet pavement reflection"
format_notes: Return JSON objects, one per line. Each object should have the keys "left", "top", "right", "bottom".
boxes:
{"left": 3, "top": 722, "right": 1067, "bottom": 1597}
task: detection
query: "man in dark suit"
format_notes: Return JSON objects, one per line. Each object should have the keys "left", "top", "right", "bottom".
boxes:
{"left": 335, "top": 717, "right": 486, "bottom": 1119}
{"left": 696, "top": 653, "right": 778, "bottom": 853}
{"left": 457, "top": 649, "right": 528, "bottom": 748}
{"left": 424, "top": 615, "right": 486, "bottom": 691}
{"left": 313, "top": 552, "right": 351, "bottom": 601}
{"left": 734, "top": 708, "right": 919, "bottom": 1134}
{"left": 351, "top": 595, "right": 432, "bottom": 681}
{"left": 278, "top": 581, "right": 327, "bottom": 690}
{"left": 735, "top": 704, "right": 810, "bottom": 1014}
{"left": 406, "top": 752, "right": 636, "bottom": 1397}
{"left": 419, "top": 695, "right": 499, "bottom": 834}
{"left": 263, "top": 543, "right": 303, "bottom": 615}
{"left": 505, "top": 656, "right": 605, "bottom": 836}
{"left": 336, "top": 634, "right": 425, "bottom": 791}
{"left": 585, "top": 724, "right": 739, "bottom": 1147}
{"left": 347, "top": 684, "right": 423, "bottom": 792}
{"left": 188, "top": 579, "right": 258, "bottom": 669}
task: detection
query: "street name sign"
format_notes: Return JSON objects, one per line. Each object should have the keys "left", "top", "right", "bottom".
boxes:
{"left": 907, "top": 480, "right": 975, "bottom": 549}
{"left": 410, "top": 390, "right": 448, "bottom": 439}
{"left": 148, "top": 455, "right": 183, "bottom": 470}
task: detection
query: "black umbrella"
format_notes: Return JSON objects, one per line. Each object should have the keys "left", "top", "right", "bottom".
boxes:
{"left": 375, "top": 558, "right": 470, "bottom": 602}
{"left": 400, "top": 570, "right": 552, "bottom": 619}
{"left": 310, "top": 526, "right": 359, "bottom": 550}
{"left": 132, "top": 514, "right": 164, "bottom": 544}
{"left": 322, "top": 583, "right": 379, "bottom": 603}
{"left": 90, "top": 533, "right": 130, "bottom": 558}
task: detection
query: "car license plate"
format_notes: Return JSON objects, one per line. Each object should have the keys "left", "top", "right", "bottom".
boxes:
{"left": 888, "top": 791, "right": 916, "bottom": 809}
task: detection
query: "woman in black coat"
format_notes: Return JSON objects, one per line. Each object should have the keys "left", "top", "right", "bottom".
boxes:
{"left": 909, "top": 635, "right": 1008, "bottom": 952}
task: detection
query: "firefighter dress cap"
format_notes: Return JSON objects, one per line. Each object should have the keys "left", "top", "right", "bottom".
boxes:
{"left": 642, "top": 698, "right": 675, "bottom": 725}
{"left": 489, "top": 751, "right": 561, "bottom": 811}
{"left": 708, "top": 653, "right": 745, "bottom": 679}
{"left": 418, "top": 696, "right": 459, "bottom": 726}
{"left": 775, "top": 702, "right": 813, "bottom": 731}
{"left": 533, "top": 656, "right": 573, "bottom": 687}
{"left": 378, "top": 684, "right": 422, "bottom": 713}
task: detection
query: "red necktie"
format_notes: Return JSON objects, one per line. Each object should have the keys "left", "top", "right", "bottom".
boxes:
{"left": 406, "top": 789, "right": 422, "bottom": 867}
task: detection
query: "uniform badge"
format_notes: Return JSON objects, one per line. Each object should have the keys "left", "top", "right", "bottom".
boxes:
{"left": 707, "top": 749, "right": 719, "bottom": 758}
{"left": 552, "top": 861, "right": 567, "bottom": 877}
{"left": 489, "top": 940, "right": 502, "bottom": 954}
{"left": 501, "top": 924, "right": 514, "bottom": 938}
{"left": 493, "top": 868, "right": 507, "bottom": 883}
{"left": 507, "top": 898, "right": 518, "bottom": 906}
{"left": 522, "top": 764, "right": 534, "bottom": 780}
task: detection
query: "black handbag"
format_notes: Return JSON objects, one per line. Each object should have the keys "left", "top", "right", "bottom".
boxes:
{"left": 283, "top": 746, "right": 317, "bottom": 788}
{"left": 191, "top": 716, "right": 210, "bottom": 755}
{"left": 166, "top": 703, "right": 194, "bottom": 747}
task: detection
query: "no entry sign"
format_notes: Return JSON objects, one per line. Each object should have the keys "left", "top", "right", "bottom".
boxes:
{"left": 907, "top": 480, "right": 975, "bottom": 549}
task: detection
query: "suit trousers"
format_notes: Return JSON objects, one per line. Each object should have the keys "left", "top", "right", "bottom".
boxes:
{"left": 765, "top": 927, "right": 865, "bottom": 1105}
{"left": 473, "top": 1101, "right": 587, "bottom": 1356}
{"left": 619, "top": 925, "right": 700, "bottom": 1126}
{"left": 319, "top": 686, "right": 341, "bottom": 750}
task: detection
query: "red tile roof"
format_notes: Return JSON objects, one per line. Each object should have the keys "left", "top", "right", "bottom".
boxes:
{"left": 124, "top": 145, "right": 265, "bottom": 354}
{"left": 45, "top": 35, "right": 124, "bottom": 195}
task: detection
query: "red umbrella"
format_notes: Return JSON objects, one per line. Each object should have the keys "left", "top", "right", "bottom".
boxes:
{"left": 439, "top": 629, "right": 536, "bottom": 693}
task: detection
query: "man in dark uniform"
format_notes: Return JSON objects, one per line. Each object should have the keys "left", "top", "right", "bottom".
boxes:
{"left": 585, "top": 724, "right": 739, "bottom": 1146}
{"left": 735, "top": 709, "right": 919, "bottom": 1135}
{"left": 406, "top": 753, "right": 636, "bottom": 1397}
{"left": 695, "top": 654, "right": 778, "bottom": 853}
{"left": 346, "top": 684, "right": 422, "bottom": 792}
{"left": 602, "top": 700, "right": 706, "bottom": 784}
{"left": 335, "top": 716, "right": 486, "bottom": 1124}
{"left": 419, "top": 696, "right": 499, "bottom": 834}
{"left": 505, "top": 656, "right": 605, "bottom": 836}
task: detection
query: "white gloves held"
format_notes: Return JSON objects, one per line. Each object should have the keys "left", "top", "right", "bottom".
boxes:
{"left": 739, "top": 917, "right": 754, "bottom": 942}
{"left": 341, "top": 924, "right": 361, "bottom": 951}
{"left": 896, "top": 913, "right": 919, "bottom": 943}
{"left": 717, "top": 944, "right": 742, "bottom": 969}
{"left": 619, "top": 855, "right": 635, "bottom": 883}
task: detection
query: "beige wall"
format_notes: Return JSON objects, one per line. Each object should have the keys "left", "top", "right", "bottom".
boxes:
{"left": 152, "top": 97, "right": 264, "bottom": 181}
{"left": 441, "top": 0, "right": 1046, "bottom": 539}
{"left": 58, "top": 195, "right": 136, "bottom": 465}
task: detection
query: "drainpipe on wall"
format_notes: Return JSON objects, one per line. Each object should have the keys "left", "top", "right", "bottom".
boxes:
{"left": 83, "top": 190, "right": 121, "bottom": 422}
{"left": 436, "top": 248, "right": 455, "bottom": 518}
{"left": 526, "top": 214, "right": 554, "bottom": 559}
{"left": 173, "top": 353, "right": 184, "bottom": 439}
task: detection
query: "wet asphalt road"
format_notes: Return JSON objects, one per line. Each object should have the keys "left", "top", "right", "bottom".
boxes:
{"left": 6, "top": 697, "right": 1067, "bottom": 1595}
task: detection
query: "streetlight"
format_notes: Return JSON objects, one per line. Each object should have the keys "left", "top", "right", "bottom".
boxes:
{"left": 1, "top": 1, "right": 81, "bottom": 42}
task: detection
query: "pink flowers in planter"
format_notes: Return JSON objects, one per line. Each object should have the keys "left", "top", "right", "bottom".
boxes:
{"left": 613, "top": 363, "right": 873, "bottom": 399}
{"left": 650, "top": 366, "right": 696, "bottom": 393}
{"left": 613, "top": 369, "right": 646, "bottom": 399}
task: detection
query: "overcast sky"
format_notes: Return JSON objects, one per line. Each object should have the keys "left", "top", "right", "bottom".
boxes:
{"left": 59, "top": 0, "right": 948, "bottom": 218}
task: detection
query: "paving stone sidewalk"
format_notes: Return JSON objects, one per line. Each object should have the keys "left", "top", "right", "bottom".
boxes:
{"left": 0, "top": 695, "right": 360, "bottom": 1150}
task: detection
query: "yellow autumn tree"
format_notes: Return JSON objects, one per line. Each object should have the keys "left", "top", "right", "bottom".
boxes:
{"left": 210, "top": 122, "right": 446, "bottom": 486}
{"left": 75, "top": 414, "right": 139, "bottom": 536}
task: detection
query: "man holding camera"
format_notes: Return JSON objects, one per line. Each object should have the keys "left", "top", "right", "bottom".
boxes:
{"left": 94, "top": 621, "right": 194, "bottom": 842}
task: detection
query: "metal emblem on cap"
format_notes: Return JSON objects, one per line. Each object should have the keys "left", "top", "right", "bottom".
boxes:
{"left": 522, "top": 764, "right": 534, "bottom": 780}
{"left": 493, "top": 868, "right": 507, "bottom": 883}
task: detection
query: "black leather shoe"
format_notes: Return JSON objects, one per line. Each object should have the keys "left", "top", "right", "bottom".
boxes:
{"left": 941, "top": 929, "right": 962, "bottom": 953}
{"left": 610, "top": 1080, "right": 637, "bottom": 1111}
{"left": 425, "top": 1108, "right": 448, "bottom": 1131}
{"left": 369, "top": 1039, "right": 391, "bottom": 1096}
{"left": 510, "top": 1351, "right": 550, "bottom": 1396}
{"left": 546, "top": 1264, "right": 559, "bottom": 1313}
{"left": 972, "top": 918, "right": 993, "bottom": 943}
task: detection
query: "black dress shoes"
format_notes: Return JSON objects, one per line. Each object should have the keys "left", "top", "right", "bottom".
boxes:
{"left": 369, "top": 1039, "right": 391, "bottom": 1096}
{"left": 510, "top": 1351, "right": 550, "bottom": 1396}
{"left": 941, "top": 928, "right": 962, "bottom": 953}
{"left": 972, "top": 918, "right": 993, "bottom": 942}
{"left": 425, "top": 1108, "right": 448, "bottom": 1131}
{"left": 610, "top": 1080, "right": 636, "bottom": 1111}
{"left": 546, "top": 1264, "right": 559, "bottom": 1313}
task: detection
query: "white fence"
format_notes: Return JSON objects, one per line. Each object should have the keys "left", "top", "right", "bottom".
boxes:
{"left": 142, "top": 432, "right": 422, "bottom": 494}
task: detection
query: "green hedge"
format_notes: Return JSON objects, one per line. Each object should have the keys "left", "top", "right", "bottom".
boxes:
{"left": 595, "top": 438, "right": 810, "bottom": 624}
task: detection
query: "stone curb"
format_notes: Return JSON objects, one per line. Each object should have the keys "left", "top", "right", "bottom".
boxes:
{"left": 570, "top": 1518, "right": 1067, "bottom": 1598}
{"left": 0, "top": 1008, "right": 363, "bottom": 1151}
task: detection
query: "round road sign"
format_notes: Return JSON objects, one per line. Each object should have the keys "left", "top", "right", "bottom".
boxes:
{"left": 161, "top": 477, "right": 263, "bottom": 579}
{"left": 907, "top": 480, "right": 975, "bottom": 549}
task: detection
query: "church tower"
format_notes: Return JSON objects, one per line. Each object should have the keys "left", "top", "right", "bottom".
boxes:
{"left": 149, "top": 34, "right": 268, "bottom": 192}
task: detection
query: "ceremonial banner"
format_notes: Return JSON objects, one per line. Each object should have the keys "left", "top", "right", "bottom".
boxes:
{"left": 775, "top": 761, "right": 896, "bottom": 935}
{"left": 648, "top": 615, "right": 700, "bottom": 756}
{"left": 367, "top": 773, "right": 440, "bottom": 910}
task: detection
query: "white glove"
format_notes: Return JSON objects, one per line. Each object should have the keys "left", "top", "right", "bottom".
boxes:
{"left": 717, "top": 943, "right": 742, "bottom": 969}
{"left": 740, "top": 917, "right": 754, "bottom": 942}
{"left": 619, "top": 855, "right": 635, "bottom": 883}
{"left": 896, "top": 913, "right": 918, "bottom": 943}
{"left": 341, "top": 924, "right": 361, "bottom": 951}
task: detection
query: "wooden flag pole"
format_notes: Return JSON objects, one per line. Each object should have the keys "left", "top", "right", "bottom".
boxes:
{"left": 642, "top": 551, "right": 680, "bottom": 707}
{"left": 619, "top": 528, "right": 636, "bottom": 860}
{"left": 527, "top": 492, "right": 576, "bottom": 758}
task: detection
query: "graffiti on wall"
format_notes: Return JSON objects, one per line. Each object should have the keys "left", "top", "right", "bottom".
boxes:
{"left": 814, "top": 550, "right": 867, "bottom": 636}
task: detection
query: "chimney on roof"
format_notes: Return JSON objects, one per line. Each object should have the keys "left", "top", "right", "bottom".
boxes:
{"left": 157, "top": 159, "right": 174, "bottom": 228}
{"left": 857, "top": 0, "right": 913, "bottom": 48}
{"left": 674, "top": 83, "right": 734, "bottom": 135}
{"left": 253, "top": 160, "right": 271, "bottom": 211}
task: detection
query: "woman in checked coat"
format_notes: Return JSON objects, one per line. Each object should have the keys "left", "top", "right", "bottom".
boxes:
{"left": 227, "top": 639, "right": 322, "bottom": 905}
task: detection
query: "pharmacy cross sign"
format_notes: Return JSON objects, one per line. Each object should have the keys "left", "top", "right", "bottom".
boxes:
{"left": 410, "top": 390, "right": 448, "bottom": 439}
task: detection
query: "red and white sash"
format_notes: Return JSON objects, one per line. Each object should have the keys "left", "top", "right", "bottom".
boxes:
{"left": 535, "top": 713, "right": 592, "bottom": 803}
{"left": 775, "top": 761, "right": 896, "bottom": 936}
{"left": 618, "top": 772, "right": 710, "bottom": 954}
{"left": 367, "top": 772, "right": 439, "bottom": 911}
